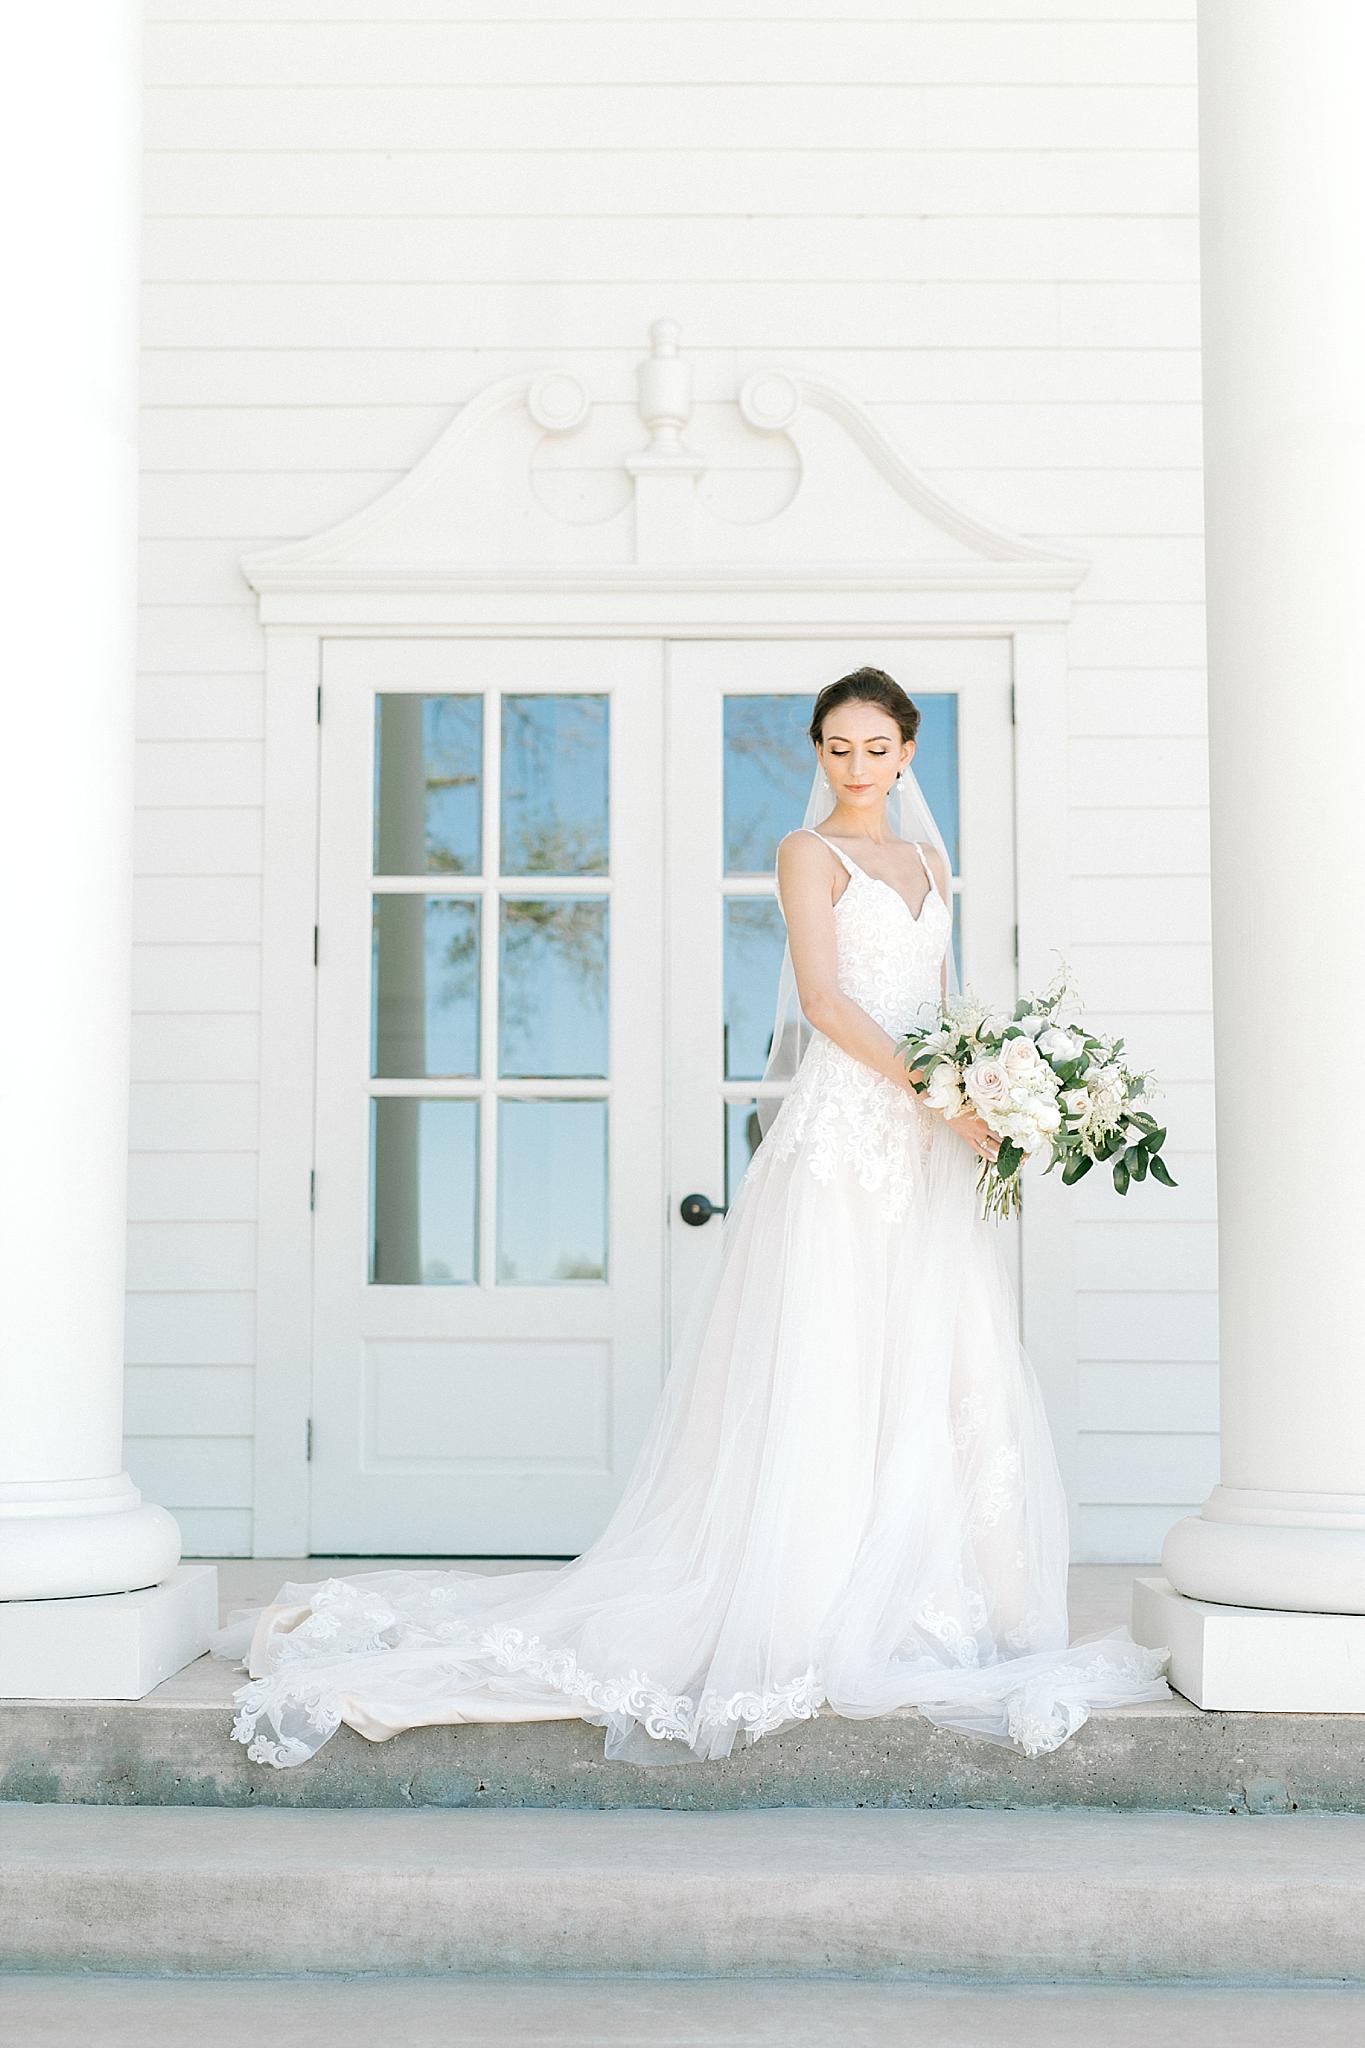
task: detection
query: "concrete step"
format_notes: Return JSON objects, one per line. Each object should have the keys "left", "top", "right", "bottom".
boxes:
{"left": 3, "top": 1646, "right": 1365, "bottom": 1812}
{"left": 4, "top": 1803, "right": 1365, "bottom": 1983}
{"left": 5, "top": 1975, "right": 1365, "bottom": 2048}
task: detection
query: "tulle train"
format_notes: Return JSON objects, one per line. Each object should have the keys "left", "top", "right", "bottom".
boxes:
{"left": 209, "top": 1102, "right": 1171, "bottom": 1769}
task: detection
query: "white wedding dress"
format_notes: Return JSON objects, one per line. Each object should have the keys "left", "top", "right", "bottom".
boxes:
{"left": 209, "top": 828, "right": 1172, "bottom": 1768}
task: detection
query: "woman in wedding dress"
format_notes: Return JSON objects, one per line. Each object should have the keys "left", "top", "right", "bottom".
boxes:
{"left": 209, "top": 666, "right": 1172, "bottom": 1768}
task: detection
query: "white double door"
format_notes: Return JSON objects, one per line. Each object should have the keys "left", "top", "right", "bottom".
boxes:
{"left": 308, "top": 636, "right": 1015, "bottom": 1555}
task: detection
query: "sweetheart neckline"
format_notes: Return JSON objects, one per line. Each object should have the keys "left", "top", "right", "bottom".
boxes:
{"left": 834, "top": 862, "right": 948, "bottom": 929}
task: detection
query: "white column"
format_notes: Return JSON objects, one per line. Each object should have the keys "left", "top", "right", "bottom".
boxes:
{"left": 0, "top": 3, "right": 198, "bottom": 1631}
{"left": 1133, "top": 1, "right": 1365, "bottom": 1702}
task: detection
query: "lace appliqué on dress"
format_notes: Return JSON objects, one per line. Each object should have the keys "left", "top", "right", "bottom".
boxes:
{"left": 762, "top": 863, "right": 951, "bottom": 1226}
{"left": 225, "top": 1579, "right": 826, "bottom": 1765}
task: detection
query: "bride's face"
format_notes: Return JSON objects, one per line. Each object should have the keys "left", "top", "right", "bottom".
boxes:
{"left": 817, "top": 702, "right": 913, "bottom": 814}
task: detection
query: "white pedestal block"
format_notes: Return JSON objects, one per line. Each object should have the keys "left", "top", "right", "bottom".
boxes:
{"left": 1132, "top": 1573, "right": 1365, "bottom": 1712}
{"left": 0, "top": 1564, "right": 219, "bottom": 1700}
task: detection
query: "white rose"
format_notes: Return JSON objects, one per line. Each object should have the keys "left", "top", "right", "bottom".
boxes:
{"left": 964, "top": 1057, "right": 1010, "bottom": 1114}
{"left": 1019, "top": 1013, "right": 1047, "bottom": 1039}
{"left": 980, "top": 1011, "right": 1014, "bottom": 1040}
{"left": 1001, "top": 1036, "right": 1043, "bottom": 1080}
{"left": 1037, "top": 1027, "right": 1082, "bottom": 1062}
{"left": 924, "top": 1064, "right": 965, "bottom": 1117}
{"left": 1061, "top": 1087, "right": 1090, "bottom": 1119}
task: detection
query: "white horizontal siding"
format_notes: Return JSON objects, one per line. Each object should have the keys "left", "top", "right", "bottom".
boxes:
{"left": 137, "top": 0, "right": 1207, "bottom": 1561}
{"left": 126, "top": 1365, "right": 255, "bottom": 1437}
{"left": 143, "top": 86, "right": 1197, "bottom": 155}
{"left": 1079, "top": 1361, "right": 1218, "bottom": 1433}
{"left": 132, "top": 946, "right": 261, "bottom": 1012}
{"left": 144, "top": 218, "right": 1199, "bottom": 285}
{"left": 125, "top": 1292, "right": 256, "bottom": 1367}
{"left": 1076, "top": 1504, "right": 1199, "bottom": 1566}
{"left": 127, "top": 1223, "right": 257, "bottom": 1293}
{"left": 176, "top": 1509, "right": 254, "bottom": 1558}
{"left": 145, "top": 152, "right": 1197, "bottom": 222}
{"left": 139, "top": 350, "right": 1203, "bottom": 409}
{"left": 145, "top": 18, "right": 1195, "bottom": 89}
{"left": 154, "top": 1, "right": 1191, "bottom": 21}
{"left": 128, "top": 1152, "right": 259, "bottom": 1222}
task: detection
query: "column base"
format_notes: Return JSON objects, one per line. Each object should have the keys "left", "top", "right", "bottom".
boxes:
{"left": 1163, "top": 1499, "right": 1365, "bottom": 1614}
{"left": 0, "top": 1563, "right": 219, "bottom": 1700}
{"left": 0, "top": 1490, "right": 182, "bottom": 1601}
{"left": 1132, "top": 1574, "right": 1365, "bottom": 1712}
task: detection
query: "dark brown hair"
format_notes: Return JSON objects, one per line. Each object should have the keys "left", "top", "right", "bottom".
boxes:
{"left": 808, "top": 665, "right": 921, "bottom": 750}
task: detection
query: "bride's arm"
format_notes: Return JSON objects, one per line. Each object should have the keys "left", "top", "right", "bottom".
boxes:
{"left": 776, "top": 831, "right": 920, "bottom": 1095}
{"left": 776, "top": 834, "right": 999, "bottom": 1160}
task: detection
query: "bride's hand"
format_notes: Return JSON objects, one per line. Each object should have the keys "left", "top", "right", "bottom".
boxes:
{"left": 944, "top": 1108, "right": 1002, "bottom": 1163}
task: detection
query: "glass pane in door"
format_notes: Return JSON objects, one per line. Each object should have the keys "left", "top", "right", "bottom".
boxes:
{"left": 370, "top": 1097, "right": 479, "bottom": 1285}
{"left": 499, "top": 897, "right": 609, "bottom": 1078}
{"left": 373, "top": 694, "right": 483, "bottom": 875}
{"left": 501, "top": 694, "right": 609, "bottom": 873}
{"left": 371, "top": 895, "right": 480, "bottom": 1078}
{"left": 497, "top": 1098, "right": 608, "bottom": 1283}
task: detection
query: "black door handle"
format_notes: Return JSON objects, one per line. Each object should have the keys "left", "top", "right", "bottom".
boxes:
{"left": 679, "top": 1191, "right": 727, "bottom": 1226}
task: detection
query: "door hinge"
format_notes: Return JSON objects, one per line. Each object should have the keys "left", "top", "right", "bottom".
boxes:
{"left": 1009, "top": 680, "right": 1017, "bottom": 724}
{"left": 316, "top": 684, "right": 322, "bottom": 722}
{"left": 309, "top": 1168, "right": 316, "bottom": 1211}
{"left": 306, "top": 1417, "right": 314, "bottom": 1462}
{"left": 313, "top": 923, "right": 319, "bottom": 965}
{"left": 1013, "top": 922, "right": 1019, "bottom": 966}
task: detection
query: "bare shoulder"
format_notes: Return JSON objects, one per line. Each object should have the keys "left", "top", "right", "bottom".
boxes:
{"left": 776, "top": 827, "right": 826, "bottom": 875}
{"left": 776, "top": 828, "right": 838, "bottom": 899}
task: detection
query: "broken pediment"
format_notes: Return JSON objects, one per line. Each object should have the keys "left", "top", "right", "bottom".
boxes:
{"left": 240, "top": 318, "right": 1086, "bottom": 598}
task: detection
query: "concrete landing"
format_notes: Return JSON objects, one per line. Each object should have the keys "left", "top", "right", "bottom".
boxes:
{"left": 5, "top": 1804, "right": 1365, "bottom": 1982}
{"left": 4, "top": 1559, "right": 1364, "bottom": 1813}
{"left": 6, "top": 1975, "right": 1365, "bottom": 2047}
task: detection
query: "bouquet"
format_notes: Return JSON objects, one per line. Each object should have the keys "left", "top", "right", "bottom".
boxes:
{"left": 897, "top": 961, "right": 1177, "bottom": 1223}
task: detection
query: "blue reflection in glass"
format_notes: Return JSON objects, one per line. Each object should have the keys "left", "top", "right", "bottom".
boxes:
{"left": 723, "top": 897, "right": 786, "bottom": 1080}
{"left": 499, "top": 898, "right": 609, "bottom": 1079}
{"left": 501, "top": 695, "right": 609, "bottom": 874}
{"left": 369, "top": 1097, "right": 478, "bottom": 1285}
{"left": 725, "top": 1100, "right": 764, "bottom": 1204}
{"left": 724, "top": 691, "right": 960, "bottom": 875}
{"left": 912, "top": 694, "right": 960, "bottom": 872}
{"left": 374, "top": 695, "right": 483, "bottom": 876}
{"left": 724, "top": 696, "right": 811, "bottom": 873}
{"left": 371, "top": 896, "right": 480, "bottom": 1078}
{"left": 497, "top": 1098, "right": 607, "bottom": 1283}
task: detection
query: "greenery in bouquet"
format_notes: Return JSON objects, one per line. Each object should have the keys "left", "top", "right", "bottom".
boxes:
{"left": 897, "top": 961, "right": 1177, "bottom": 1223}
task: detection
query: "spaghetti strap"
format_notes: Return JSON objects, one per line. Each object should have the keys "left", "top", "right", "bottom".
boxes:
{"left": 800, "top": 827, "right": 859, "bottom": 878}
{"left": 910, "top": 839, "right": 938, "bottom": 897}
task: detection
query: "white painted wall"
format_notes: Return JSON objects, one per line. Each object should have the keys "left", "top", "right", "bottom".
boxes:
{"left": 131, "top": 0, "right": 1211, "bottom": 1561}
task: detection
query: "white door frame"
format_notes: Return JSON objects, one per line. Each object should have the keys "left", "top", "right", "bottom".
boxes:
{"left": 241, "top": 335, "right": 1086, "bottom": 1554}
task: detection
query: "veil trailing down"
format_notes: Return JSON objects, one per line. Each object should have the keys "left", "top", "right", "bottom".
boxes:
{"left": 209, "top": 719, "right": 1172, "bottom": 1770}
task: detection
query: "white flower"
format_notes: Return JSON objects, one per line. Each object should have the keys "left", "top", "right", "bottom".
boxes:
{"left": 1061, "top": 1087, "right": 1090, "bottom": 1119}
{"left": 980, "top": 1011, "right": 1014, "bottom": 1040}
{"left": 924, "top": 1063, "right": 966, "bottom": 1117}
{"left": 1030, "top": 1097, "right": 1062, "bottom": 1135}
{"left": 1018, "top": 1013, "right": 1047, "bottom": 1039}
{"left": 1037, "top": 1027, "right": 1083, "bottom": 1062}
{"left": 1001, "top": 1036, "right": 1044, "bottom": 1080}
{"left": 964, "top": 1057, "right": 1010, "bottom": 1114}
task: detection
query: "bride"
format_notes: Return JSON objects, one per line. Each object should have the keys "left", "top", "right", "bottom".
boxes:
{"left": 209, "top": 665, "right": 1172, "bottom": 1768}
